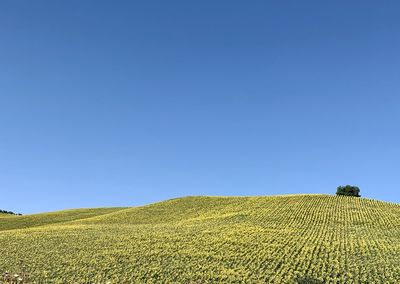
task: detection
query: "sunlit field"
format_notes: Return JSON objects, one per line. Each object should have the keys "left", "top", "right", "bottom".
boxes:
{"left": 1, "top": 195, "right": 400, "bottom": 283}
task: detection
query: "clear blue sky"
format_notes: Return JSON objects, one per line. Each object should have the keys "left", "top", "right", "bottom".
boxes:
{"left": 1, "top": 1, "right": 399, "bottom": 213}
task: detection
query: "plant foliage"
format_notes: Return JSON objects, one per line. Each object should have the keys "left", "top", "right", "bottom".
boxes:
{"left": 0, "top": 210, "right": 21, "bottom": 216}
{"left": 0, "top": 195, "right": 399, "bottom": 283}
{"left": 336, "top": 185, "right": 361, "bottom": 197}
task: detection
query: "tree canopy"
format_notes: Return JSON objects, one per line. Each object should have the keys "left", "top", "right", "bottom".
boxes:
{"left": 0, "top": 209, "right": 21, "bottom": 215}
{"left": 336, "top": 185, "right": 361, "bottom": 197}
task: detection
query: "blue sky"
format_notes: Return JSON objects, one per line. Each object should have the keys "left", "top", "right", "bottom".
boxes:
{"left": 1, "top": 1, "right": 399, "bottom": 213}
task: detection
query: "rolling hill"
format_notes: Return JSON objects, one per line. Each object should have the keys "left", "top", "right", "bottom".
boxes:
{"left": 1, "top": 195, "right": 399, "bottom": 283}
{"left": 0, "top": 207, "right": 125, "bottom": 232}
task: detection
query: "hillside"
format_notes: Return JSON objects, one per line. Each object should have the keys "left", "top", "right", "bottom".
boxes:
{"left": 0, "top": 207, "right": 126, "bottom": 232}
{"left": 0, "top": 195, "right": 399, "bottom": 283}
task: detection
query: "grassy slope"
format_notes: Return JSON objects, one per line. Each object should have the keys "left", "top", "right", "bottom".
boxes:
{"left": 0, "top": 207, "right": 126, "bottom": 232}
{"left": 0, "top": 195, "right": 399, "bottom": 283}
{"left": 0, "top": 213, "right": 15, "bottom": 217}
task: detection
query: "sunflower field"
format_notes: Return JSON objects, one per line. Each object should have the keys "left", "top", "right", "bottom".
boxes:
{"left": 1, "top": 195, "right": 399, "bottom": 283}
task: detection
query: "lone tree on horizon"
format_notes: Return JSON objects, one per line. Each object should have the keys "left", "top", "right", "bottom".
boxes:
{"left": 336, "top": 185, "right": 361, "bottom": 197}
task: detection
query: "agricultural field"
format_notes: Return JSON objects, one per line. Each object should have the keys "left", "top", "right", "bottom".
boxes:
{"left": 1, "top": 195, "right": 400, "bottom": 283}
{"left": 0, "top": 207, "right": 125, "bottom": 232}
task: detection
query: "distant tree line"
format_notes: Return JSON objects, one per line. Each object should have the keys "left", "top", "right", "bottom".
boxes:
{"left": 0, "top": 209, "right": 21, "bottom": 215}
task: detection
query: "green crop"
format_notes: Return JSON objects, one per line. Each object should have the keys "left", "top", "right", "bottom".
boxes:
{"left": 0, "top": 195, "right": 399, "bottom": 283}
{"left": 0, "top": 207, "right": 126, "bottom": 232}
